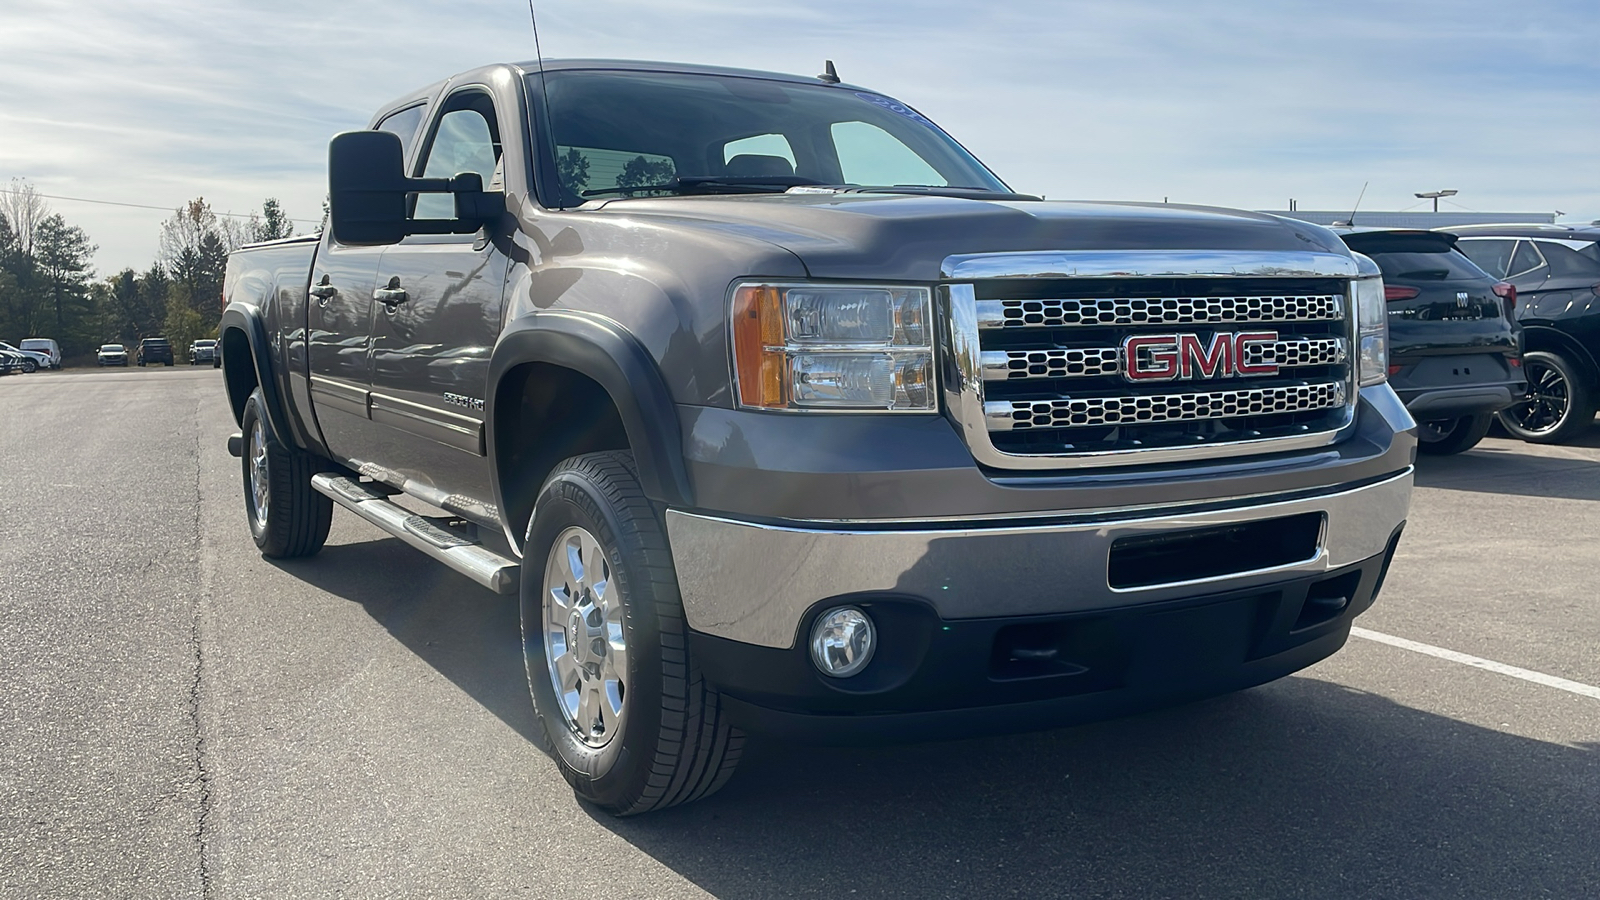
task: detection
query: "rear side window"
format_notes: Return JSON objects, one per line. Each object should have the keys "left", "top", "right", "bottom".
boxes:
{"left": 1533, "top": 241, "right": 1600, "bottom": 278}
{"left": 1457, "top": 239, "right": 1514, "bottom": 278}
{"left": 376, "top": 105, "right": 427, "bottom": 164}
{"left": 1509, "top": 241, "right": 1545, "bottom": 277}
{"left": 1366, "top": 249, "right": 1491, "bottom": 282}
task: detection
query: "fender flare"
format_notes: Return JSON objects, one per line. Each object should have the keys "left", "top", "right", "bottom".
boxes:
{"left": 219, "top": 304, "right": 294, "bottom": 447}
{"left": 486, "top": 310, "right": 694, "bottom": 530}
{"left": 1520, "top": 324, "right": 1600, "bottom": 385}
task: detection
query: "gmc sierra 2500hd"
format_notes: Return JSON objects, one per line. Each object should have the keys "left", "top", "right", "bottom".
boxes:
{"left": 221, "top": 59, "right": 1415, "bottom": 815}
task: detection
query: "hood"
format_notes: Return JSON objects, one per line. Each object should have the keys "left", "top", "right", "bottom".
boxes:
{"left": 595, "top": 192, "right": 1350, "bottom": 281}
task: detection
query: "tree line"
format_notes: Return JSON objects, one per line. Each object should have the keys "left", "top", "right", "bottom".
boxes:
{"left": 0, "top": 178, "right": 299, "bottom": 362}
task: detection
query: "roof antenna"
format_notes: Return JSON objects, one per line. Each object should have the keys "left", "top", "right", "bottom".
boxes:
{"left": 1337, "top": 181, "right": 1368, "bottom": 228}
{"left": 818, "top": 60, "right": 839, "bottom": 84}
{"left": 527, "top": 0, "right": 564, "bottom": 209}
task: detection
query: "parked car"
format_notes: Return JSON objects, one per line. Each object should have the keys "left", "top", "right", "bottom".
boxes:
{"left": 1446, "top": 224, "right": 1600, "bottom": 443}
{"left": 97, "top": 343, "right": 130, "bottom": 366}
{"left": 189, "top": 339, "right": 220, "bottom": 366}
{"left": 18, "top": 338, "right": 61, "bottom": 369}
{"left": 0, "top": 348, "right": 27, "bottom": 376}
{"left": 1337, "top": 229, "right": 1524, "bottom": 454}
{"left": 0, "top": 341, "right": 48, "bottom": 373}
{"left": 136, "top": 337, "right": 174, "bottom": 366}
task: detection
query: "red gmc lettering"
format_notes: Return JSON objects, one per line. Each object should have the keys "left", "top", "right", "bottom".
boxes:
{"left": 1123, "top": 331, "right": 1281, "bottom": 380}
{"left": 1178, "top": 333, "right": 1231, "bottom": 378}
{"left": 1123, "top": 335, "right": 1179, "bottom": 380}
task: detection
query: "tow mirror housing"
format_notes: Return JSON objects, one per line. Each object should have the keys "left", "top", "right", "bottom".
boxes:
{"left": 327, "top": 131, "right": 504, "bottom": 246}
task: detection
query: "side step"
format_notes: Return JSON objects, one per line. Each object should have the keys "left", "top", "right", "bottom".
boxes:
{"left": 310, "top": 473, "right": 520, "bottom": 595}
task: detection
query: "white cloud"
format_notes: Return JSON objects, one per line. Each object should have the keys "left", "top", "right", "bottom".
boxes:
{"left": 1, "top": 0, "right": 1596, "bottom": 273}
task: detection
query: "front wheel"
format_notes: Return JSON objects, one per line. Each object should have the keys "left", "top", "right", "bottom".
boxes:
{"left": 521, "top": 451, "right": 743, "bottom": 815}
{"left": 1416, "top": 413, "right": 1494, "bottom": 455}
{"left": 21, "top": 359, "right": 36, "bottom": 373}
{"left": 1497, "top": 350, "right": 1595, "bottom": 444}
{"left": 240, "top": 391, "right": 332, "bottom": 558}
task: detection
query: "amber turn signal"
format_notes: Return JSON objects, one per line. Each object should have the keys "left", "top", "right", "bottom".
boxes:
{"left": 732, "top": 284, "right": 787, "bottom": 408}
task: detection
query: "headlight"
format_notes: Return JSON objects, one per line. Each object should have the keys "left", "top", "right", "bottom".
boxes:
{"left": 1351, "top": 252, "right": 1388, "bottom": 387}
{"left": 731, "top": 282, "right": 937, "bottom": 411}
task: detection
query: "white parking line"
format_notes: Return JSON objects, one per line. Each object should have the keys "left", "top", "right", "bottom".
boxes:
{"left": 1351, "top": 626, "right": 1600, "bottom": 701}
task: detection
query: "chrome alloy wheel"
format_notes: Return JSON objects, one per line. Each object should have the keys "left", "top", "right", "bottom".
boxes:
{"left": 542, "top": 525, "right": 627, "bottom": 748}
{"left": 1508, "top": 358, "right": 1571, "bottom": 435}
{"left": 248, "top": 418, "right": 270, "bottom": 526}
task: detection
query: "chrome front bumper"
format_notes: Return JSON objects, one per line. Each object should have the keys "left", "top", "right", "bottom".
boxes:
{"left": 665, "top": 469, "right": 1412, "bottom": 649}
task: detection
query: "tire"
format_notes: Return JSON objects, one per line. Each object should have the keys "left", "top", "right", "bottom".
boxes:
{"left": 21, "top": 359, "right": 36, "bottom": 373}
{"left": 1416, "top": 413, "right": 1493, "bottom": 455}
{"left": 240, "top": 390, "right": 332, "bottom": 558}
{"left": 1497, "top": 350, "right": 1595, "bottom": 444}
{"left": 521, "top": 450, "right": 743, "bottom": 815}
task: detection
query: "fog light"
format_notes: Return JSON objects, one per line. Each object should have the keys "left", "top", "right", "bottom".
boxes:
{"left": 809, "top": 606, "right": 876, "bottom": 678}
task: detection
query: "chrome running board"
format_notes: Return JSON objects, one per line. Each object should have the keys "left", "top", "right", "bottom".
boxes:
{"left": 310, "top": 473, "right": 519, "bottom": 595}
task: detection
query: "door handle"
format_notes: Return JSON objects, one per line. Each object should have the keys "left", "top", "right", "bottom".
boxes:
{"left": 375, "top": 277, "right": 408, "bottom": 311}
{"left": 309, "top": 276, "right": 337, "bottom": 307}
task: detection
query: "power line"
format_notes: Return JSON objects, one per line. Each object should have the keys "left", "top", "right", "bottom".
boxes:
{"left": 0, "top": 188, "right": 322, "bottom": 224}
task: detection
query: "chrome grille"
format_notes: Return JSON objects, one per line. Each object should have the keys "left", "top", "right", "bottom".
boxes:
{"left": 977, "top": 294, "right": 1343, "bottom": 329}
{"left": 986, "top": 382, "right": 1347, "bottom": 431}
{"left": 940, "top": 250, "right": 1362, "bottom": 471}
{"left": 984, "top": 336, "right": 1347, "bottom": 381}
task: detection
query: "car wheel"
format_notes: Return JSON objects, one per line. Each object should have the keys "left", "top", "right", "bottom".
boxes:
{"left": 522, "top": 450, "right": 743, "bottom": 815}
{"left": 21, "top": 359, "right": 36, "bottom": 373}
{"left": 1497, "top": 350, "right": 1595, "bottom": 444}
{"left": 1416, "top": 413, "right": 1494, "bottom": 455}
{"left": 240, "top": 390, "right": 333, "bottom": 559}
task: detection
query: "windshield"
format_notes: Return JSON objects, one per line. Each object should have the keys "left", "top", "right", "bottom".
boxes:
{"left": 533, "top": 70, "right": 1007, "bottom": 203}
{"left": 102, "top": 345, "right": 123, "bottom": 351}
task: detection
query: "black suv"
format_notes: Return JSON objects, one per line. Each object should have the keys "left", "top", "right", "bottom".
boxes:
{"left": 137, "top": 337, "right": 174, "bottom": 366}
{"left": 1339, "top": 229, "right": 1524, "bottom": 454}
{"left": 1448, "top": 225, "right": 1600, "bottom": 443}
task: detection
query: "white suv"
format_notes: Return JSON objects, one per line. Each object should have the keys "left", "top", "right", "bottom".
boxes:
{"left": 18, "top": 338, "right": 61, "bottom": 369}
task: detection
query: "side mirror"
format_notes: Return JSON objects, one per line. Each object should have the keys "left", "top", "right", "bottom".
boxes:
{"left": 327, "top": 131, "right": 505, "bottom": 246}
{"left": 329, "top": 131, "right": 412, "bottom": 245}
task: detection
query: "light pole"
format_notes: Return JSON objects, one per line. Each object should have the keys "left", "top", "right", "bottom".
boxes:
{"left": 1415, "top": 189, "right": 1458, "bottom": 213}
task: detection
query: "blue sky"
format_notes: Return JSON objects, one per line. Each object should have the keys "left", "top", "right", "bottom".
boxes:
{"left": 2, "top": 0, "right": 1596, "bottom": 273}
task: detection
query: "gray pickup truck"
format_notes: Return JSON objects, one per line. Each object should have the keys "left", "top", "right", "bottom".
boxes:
{"left": 221, "top": 59, "right": 1415, "bottom": 814}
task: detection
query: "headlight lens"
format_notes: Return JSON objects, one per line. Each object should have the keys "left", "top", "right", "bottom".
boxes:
{"left": 1351, "top": 253, "right": 1388, "bottom": 387}
{"left": 733, "top": 283, "right": 937, "bottom": 411}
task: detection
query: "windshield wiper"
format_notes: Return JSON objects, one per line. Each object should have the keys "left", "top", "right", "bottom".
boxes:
{"left": 583, "top": 175, "right": 827, "bottom": 198}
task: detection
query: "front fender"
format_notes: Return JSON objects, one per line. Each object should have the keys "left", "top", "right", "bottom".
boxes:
{"left": 487, "top": 309, "right": 695, "bottom": 530}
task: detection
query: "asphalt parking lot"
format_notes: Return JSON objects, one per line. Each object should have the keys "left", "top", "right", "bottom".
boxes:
{"left": 2, "top": 367, "right": 1597, "bottom": 899}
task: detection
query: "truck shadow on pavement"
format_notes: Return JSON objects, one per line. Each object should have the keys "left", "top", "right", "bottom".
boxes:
{"left": 273, "top": 538, "right": 1600, "bottom": 898}
{"left": 597, "top": 678, "right": 1600, "bottom": 899}
{"left": 269, "top": 537, "right": 544, "bottom": 747}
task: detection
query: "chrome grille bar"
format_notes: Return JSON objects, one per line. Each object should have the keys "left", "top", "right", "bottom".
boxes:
{"left": 976, "top": 294, "right": 1343, "bottom": 329}
{"left": 981, "top": 337, "right": 1347, "bottom": 381}
{"left": 984, "top": 382, "right": 1348, "bottom": 431}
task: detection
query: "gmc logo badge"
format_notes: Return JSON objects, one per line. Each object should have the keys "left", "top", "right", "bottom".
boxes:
{"left": 1122, "top": 332, "right": 1280, "bottom": 381}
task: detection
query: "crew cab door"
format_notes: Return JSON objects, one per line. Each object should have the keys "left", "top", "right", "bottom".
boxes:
{"left": 305, "top": 238, "right": 385, "bottom": 458}
{"left": 366, "top": 86, "right": 510, "bottom": 505}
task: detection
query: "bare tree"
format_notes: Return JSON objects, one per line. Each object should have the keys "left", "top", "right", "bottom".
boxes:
{"left": 0, "top": 178, "right": 48, "bottom": 256}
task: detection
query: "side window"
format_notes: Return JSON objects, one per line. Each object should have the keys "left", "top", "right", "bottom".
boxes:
{"left": 831, "top": 121, "right": 947, "bottom": 187}
{"left": 415, "top": 92, "right": 502, "bottom": 220}
{"left": 375, "top": 105, "right": 426, "bottom": 163}
{"left": 1508, "top": 241, "right": 1546, "bottom": 279}
{"left": 1534, "top": 241, "right": 1600, "bottom": 279}
{"left": 1456, "top": 239, "right": 1514, "bottom": 278}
